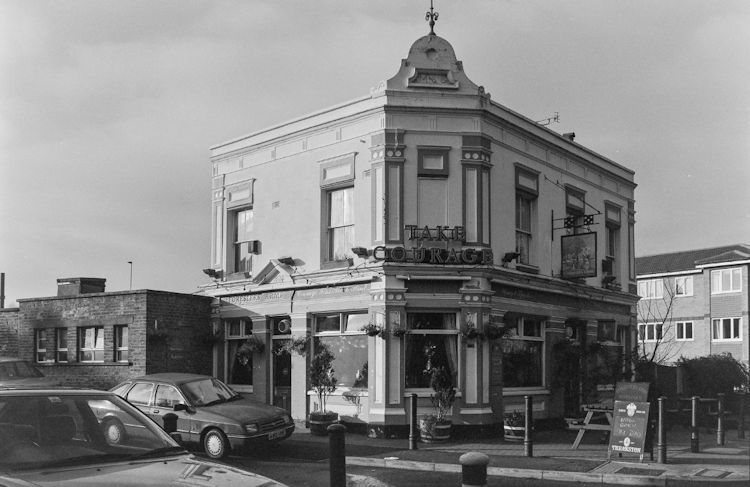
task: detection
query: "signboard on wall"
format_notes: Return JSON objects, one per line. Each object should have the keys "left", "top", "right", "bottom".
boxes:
{"left": 561, "top": 232, "right": 597, "bottom": 278}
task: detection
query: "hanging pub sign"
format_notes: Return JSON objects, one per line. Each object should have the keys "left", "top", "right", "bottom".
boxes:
{"left": 372, "top": 225, "right": 494, "bottom": 265}
{"left": 561, "top": 232, "right": 597, "bottom": 278}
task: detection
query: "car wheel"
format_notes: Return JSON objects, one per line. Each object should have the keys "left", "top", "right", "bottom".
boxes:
{"left": 203, "top": 428, "right": 229, "bottom": 459}
{"left": 104, "top": 419, "right": 126, "bottom": 445}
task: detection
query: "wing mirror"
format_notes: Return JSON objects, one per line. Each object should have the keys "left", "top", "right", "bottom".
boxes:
{"left": 173, "top": 403, "right": 193, "bottom": 413}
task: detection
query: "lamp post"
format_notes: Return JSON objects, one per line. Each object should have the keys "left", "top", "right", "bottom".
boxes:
{"left": 128, "top": 261, "right": 133, "bottom": 290}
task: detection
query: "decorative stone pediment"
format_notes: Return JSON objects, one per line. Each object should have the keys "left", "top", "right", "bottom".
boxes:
{"left": 252, "top": 259, "right": 296, "bottom": 286}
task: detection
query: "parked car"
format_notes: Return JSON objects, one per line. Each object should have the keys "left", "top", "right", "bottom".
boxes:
{"left": 110, "top": 373, "right": 295, "bottom": 459}
{"left": 0, "top": 387, "right": 288, "bottom": 486}
{"left": 0, "top": 357, "right": 58, "bottom": 388}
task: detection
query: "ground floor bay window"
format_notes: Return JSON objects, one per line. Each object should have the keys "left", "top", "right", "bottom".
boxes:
{"left": 405, "top": 313, "right": 458, "bottom": 389}
{"left": 313, "top": 312, "right": 369, "bottom": 390}
{"left": 502, "top": 316, "right": 544, "bottom": 388}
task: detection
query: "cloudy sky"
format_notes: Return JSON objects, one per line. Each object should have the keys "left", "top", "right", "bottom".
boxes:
{"left": 1, "top": 0, "right": 748, "bottom": 306}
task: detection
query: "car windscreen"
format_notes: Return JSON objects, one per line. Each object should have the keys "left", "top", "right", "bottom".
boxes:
{"left": 0, "top": 393, "right": 183, "bottom": 471}
{"left": 180, "top": 377, "right": 238, "bottom": 406}
{"left": 0, "top": 361, "right": 44, "bottom": 380}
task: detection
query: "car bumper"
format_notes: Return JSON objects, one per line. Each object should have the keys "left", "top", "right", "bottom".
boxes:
{"left": 227, "top": 424, "right": 295, "bottom": 450}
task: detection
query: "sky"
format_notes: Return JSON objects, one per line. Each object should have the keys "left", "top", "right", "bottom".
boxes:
{"left": 1, "top": 0, "right": 749, "bottom": 307}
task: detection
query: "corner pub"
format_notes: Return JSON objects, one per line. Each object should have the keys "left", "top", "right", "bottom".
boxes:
{"left": 200, "top": 8, "right": 639, "bottom": 438}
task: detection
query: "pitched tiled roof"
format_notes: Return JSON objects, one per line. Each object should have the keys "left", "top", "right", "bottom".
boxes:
{"left": 635, "top": 244, "right": 750, "bottom": 276}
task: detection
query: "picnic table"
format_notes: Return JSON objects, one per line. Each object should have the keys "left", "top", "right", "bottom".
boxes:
{"left": 571, "top": 403, "right": 613, "bottom": 449}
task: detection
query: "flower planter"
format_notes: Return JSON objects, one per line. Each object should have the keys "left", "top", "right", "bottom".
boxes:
{"left": 419, "top": 418, "right": 451, "bottom": 443}
{"left": 503, "top": 424, "right": 525, "bottom": 441}
{"left": 308, "top": 412, "right": 338, "bottom": 436}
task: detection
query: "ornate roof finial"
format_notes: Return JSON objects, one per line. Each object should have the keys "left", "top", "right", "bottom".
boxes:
{"left": 425, "top": 0, "right": 439, "bottom": 35}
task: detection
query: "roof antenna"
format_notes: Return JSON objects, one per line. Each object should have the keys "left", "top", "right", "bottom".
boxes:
{"left": 425, "top": 0, "right": 439, "bottom": 35}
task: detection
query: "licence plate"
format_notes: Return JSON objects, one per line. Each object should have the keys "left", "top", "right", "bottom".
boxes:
{"left": 267, "top": 429, "right": 286, "bottom": 440}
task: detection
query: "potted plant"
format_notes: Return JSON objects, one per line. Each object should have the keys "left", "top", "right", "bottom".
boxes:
{"left": 460, "top": 322, "right": 481, "bottom": 340}
{"left": 237, "top": 335, "right": 265, "bottom": 355}
{"left": 308, "top": 344, "right": 338, "bottom": 435}
{"left": 418, "top": 366, "right": 456, "bottom": 443}
{"left": 503, "top": 410, "right": 525, "bottom": 441}
{"left": 391, "top": 325, "right": 407, "bottom": 338}
{"left": 360, "top": 322, "right": 385, "bottom": 337}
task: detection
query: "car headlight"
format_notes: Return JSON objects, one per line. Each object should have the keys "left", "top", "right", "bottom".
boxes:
{"left": 244, "top": 423, "right": 259, "bottom": 434}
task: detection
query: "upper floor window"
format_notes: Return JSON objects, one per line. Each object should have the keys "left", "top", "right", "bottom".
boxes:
{"left": 676, "top": 321, "right": 693, "bottom": 341}
{"left": 233, "top": 208, "right": 254, "bottom": 273}
{"left": 675, "top": 276, "right": 693, "bottom": 297}
{"left": 604, "top": 203, "right": 621, "bottom": 279}
{"left": 638, "top": 279, "right": 663, "bottom": 299}
{"left": 78, "top": 326, "right": 104, "bottom": 362}
{"left": 115, "top": 325, "right": 129, "bottom": 363}
{"left": 515, "top": 165, "right": 538, "bottom": 266}
{"left": 463, "top": 165, "right": 490, "bottom": 245}
{"left": 711, "top": 268, "right": 742, "bottom": 294}
{"left": 711, "top": 317, "right": 741, "bottom": 341}
{"left": 326, "top": 186, "right": 355, "bottom": 261}
{"left": 565, "top": 186, "right": 586, "bottom": 234}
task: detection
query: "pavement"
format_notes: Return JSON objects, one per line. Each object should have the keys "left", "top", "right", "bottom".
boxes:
{"left": 289, "top": 424, "right": 750, "bottom": 486}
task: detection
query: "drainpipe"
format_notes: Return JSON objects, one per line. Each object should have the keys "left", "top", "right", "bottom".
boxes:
{"left": 1, "top": 272, "right": 5, "bottom": 308}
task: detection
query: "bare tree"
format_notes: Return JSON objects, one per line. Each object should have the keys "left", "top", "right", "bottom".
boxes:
{"left": 636, "top": 277, "right": 681, "bottom": 364}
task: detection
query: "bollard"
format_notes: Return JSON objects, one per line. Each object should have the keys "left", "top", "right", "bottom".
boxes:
{"left": 524, "top": 395, "right": 533, "bottom": 457}
{"left": 716, "top": 393, "right": 725, "bottom": 446}
{"left": 691, "top": 396, "right": 700, "bottom": 453}
{"left": 738, "top": 394, "right": 746, "bottom": 439}
{"left": 328, "top": 423, "right": 346, "bottom": 487}
{"left": 657, "top": 397, "right": 667, "bottom": 464}
{"left": 409, "top": 393, "right": 418, "bottom": 450}
{"left": 459, "top": 452, "right": 489, "bottom": 487}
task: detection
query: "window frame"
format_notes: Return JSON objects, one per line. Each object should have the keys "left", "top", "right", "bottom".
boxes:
{"left": 501, "top": 316, "right": 546, "bottom": 389}
{"left": 224, "top": 318, "right": 255, "bottom": 390}
{"left": 324, "top": 185, "right": 355, "bottom": 263}
{"left": 231, "top": 206, "right": 254, "bottom": 274}
{"left": 638, "top": 279, "right": 664, "bottom": 300}
{"left": 404, "top": 312, "right": 460, "bottom": 392}
{"left": 676, "top": 321, "right": 694, "bottom": 341}
{"left": 711, "top": 317, "right": 741, "bottom": 341}
{"left": 462, "top": 163, "right": 491, "bottom": 246}
{"left": 78, "top": 326, "right": 105, "bottom": 363}
{"left": 114, "top": 325, "right": 129, "bottom": 363}
{"left": 638, "top": 322, "right": 663, "bottom": 342}
{"left": 35, "top": 329, "right": 51, "bottom": 364}
{"left": 711, "top": 268, "right": 742, "bottom": 294}
{"left": 674, "top": 276, "right": 694, "bottom": 297}
{"left": 313, "top": 311, "right": 369, "bottom": 390}
{"left": 56, "top": 329, "right": 68, "bottom": 363}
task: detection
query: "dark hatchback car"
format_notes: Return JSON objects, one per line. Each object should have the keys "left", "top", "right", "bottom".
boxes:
{"left": 110, "top": 373, "right": 295, "bottom": 459}
{"left": 0, "top": 357, "right": 58, "bottom": 388}
{"left": 0, "top": 388, "right": 288, "bottom": 486}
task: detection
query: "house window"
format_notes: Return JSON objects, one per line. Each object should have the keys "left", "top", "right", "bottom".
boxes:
{"left": 638, "top": 323, "right": 663, "bottom": 342}
{"left": 78, "top": 326, "right": 104, "bottom": 362}
{"left": 405, "top": 313, "right": 458, "bottom": 389}
{"left": 515, "top": 169, "right": 537, "bottom": 265}
{"left": 233, "top": 208, "right": 254, "bottom": 273}
{"left": 326, "top": 186, "right": 355, "bottom": 262}
{"left": 711, "top": 268, "right": 742, "bottom": 294}
{"left": 597, "top": 320, "right": 618, "bottom": 342}
{"left": 711, "top": 318, "right": 741, "bottom": 341}
{"left": 313, "top": 312, "right": 368, "bottom": 389}
{"left": 605, "top": 203, "right": 621, "bottom": 280}
{"left": 676, "top": 321, "right": 693, "bottom": 341}
{"left": 56, "top": 329, "right": 68, "bottom": 363}
{"left": 35, "top": 330, "right": 50, "bottom": 363}
{"left": 225, "top": 319, "right": 254, "bottom": 387}
{"left": 463, "top": 165, "right": 490, "bottom": 245}
{"left": 115, "top": 326, "right": 129, "bottom": 363}
{"left": 502, "top": 316, "right": 544, "bottom": 388}
{"left": 637, "top": 279, "right": 663, "bottom": 299}
{"left": 675, "top": 276, "right": 693, "bottom": 297}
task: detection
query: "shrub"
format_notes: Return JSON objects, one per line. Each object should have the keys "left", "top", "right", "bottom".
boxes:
{"left": 677, "top": 354, "right": 749, "bottom": 397}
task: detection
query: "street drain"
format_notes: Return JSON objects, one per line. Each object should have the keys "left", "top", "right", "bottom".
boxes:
{"left": 615, "top": 467, "right": 665, "bottom": 477}
{"left": 695, "top": 469, "right": 731, "bottom": 479}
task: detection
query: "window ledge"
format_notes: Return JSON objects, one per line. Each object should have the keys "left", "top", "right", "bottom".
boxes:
{"left": 503, "top": 388, "right": 550, "bottom": 397}
{"left": 321, "top": 259, "right": 353, "bottom": 270}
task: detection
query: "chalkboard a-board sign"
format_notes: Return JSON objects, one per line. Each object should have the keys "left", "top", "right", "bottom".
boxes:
{"left": 608, "top": 400, "right": 651, "bottom": 461}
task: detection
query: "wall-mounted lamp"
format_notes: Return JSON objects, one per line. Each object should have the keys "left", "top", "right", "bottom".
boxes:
{"left": 277, "top": 257, "right": 296, "bottom": 266}
{"left": 602, "top": 275, "right": 617, "bottom": 286}
{"left": 203, "top": 268, "right": 222, "bottom": 279}
{"left": 501, "top": 252, "right": 520, "bottom": 264}
{"left": 351, "top": 247, "right": 371, "bottom": 258}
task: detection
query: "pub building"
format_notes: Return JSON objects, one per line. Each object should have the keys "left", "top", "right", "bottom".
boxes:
{"left": 200, "top": 12, "right": 638, "bottom": 437}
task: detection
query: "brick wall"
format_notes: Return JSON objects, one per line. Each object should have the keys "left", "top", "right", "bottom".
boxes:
{"left": 17, "top": 290, "right": 213, "bottom": 390}
{"left": 0, "top": 308, "right": 19, "bottom": 356}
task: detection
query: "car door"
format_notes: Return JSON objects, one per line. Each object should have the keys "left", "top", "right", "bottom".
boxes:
{"left": 152, "top": 384, "right": 196, "bottom": 443}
